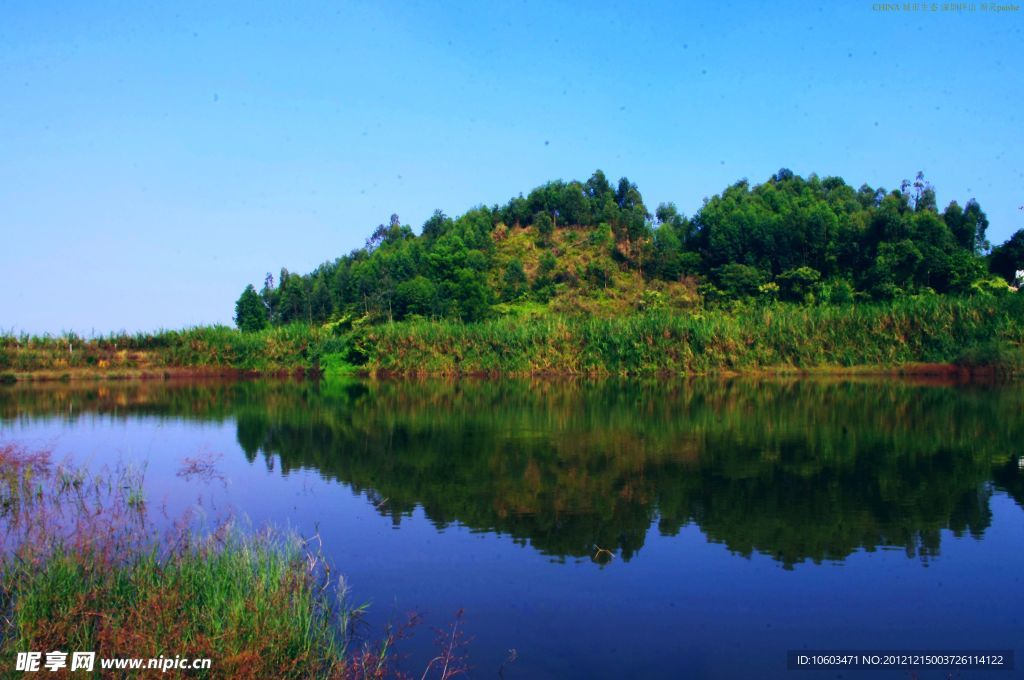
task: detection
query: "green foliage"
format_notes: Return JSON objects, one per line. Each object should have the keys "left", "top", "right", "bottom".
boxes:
{"left": 956, "top": 339, "right": 1024, "bottom": 373}
{"left": 2, "top": 535, "right": 350, "bottom": 678}
{"left": 501, "top": 259, "right": 528, "bottom": 302}
{"left": 776, "top": 267, "right": 822, "bottom": 303}
{"left": 362, "top": 295, "right": 1024, "bottom": 375}
{"left": 689, "top": 169, "right": 996, "bottom": 300}
{"left": 534, "top": 211, "right": 554, "bottom": 239}
{"left": 319, "top": 352, "right": 359, "bottom": 378}
{"left": 870, "top": 240, "right": 923, "bottom": 293}
{"left": 449, "top": 267, "right": 492, "bottom": 321}
{"left": 233, "top": 168, "right": 1013, "bottom": 324}
{"left": 757, "top": 281, "right": 780, "bottom": 301}
{"left": 989, "top": 229, "right": 1024, "bottom": 283}
{"left": 532, "top": 251, "right": 558, "bottom": 302}
{"left": 395, "top": 275, "right": 437, "bottom": 317}
{"left": 278, "top": 272, "right": 310, "bottom": 324}
{"left": 583, "top": 260, "right": 614, "bottom": 289}
{"left": 713, "top": 263, "right": 765, "bottom": 299}
{"left": 935, "top": 249, "right": 988, "bottom": 294}
{"left": 310, "top": 277, "right": 333, "bottom": 324}
{"left": 0, "top": 325, "right": 327, "bottom": 374}
{"left": 651, "top": 222, "right": 683, "bottom": 281}
{"left": 819, "top": 278, "right": 855, "bottom": 305}
{"left": 588, "top": 222, "right": 613, "bottom": 248}
{"left": 234, "top": 284, "right": 269, "bottom": 332}
{"left": 677, "top": 251, "right": 702, "bottom": 276}
{"left": 971, "top": 276, "right": 1014, "bottom": 297}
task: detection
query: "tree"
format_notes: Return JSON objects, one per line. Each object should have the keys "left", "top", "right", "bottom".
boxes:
{"left": 395, "top": 276, "right": 437, "bottom": 317}
{"left": 772, "top": 167, "right": 795, "bottom": 182}
{"left": 584, "top": 260, "right": 613, "bottom": 289}
{"left": 907, "top": 171, "right": 936, "bottom": 212}
{"left": 776, "top": 267, "right": 822, "bottom": 303}
{"left": 310, "top": 277, "right": 333, "bottom": 324}
{"left": 501, "top": 196, "right": 530, "bottom": 227}
{"left": 652, "top": 222, "right": 683, "bottom": 281}
{"left": 534, "top": 211, "right": 554, "bottom": 241}
{"left": 588, "top": 222, "right": 613, "bottom": 249}
{"left": 422, "top": 210, "right": 452, "bottom": 239}
{"left": 501, "top": 259, "right": 528, "bottom": 301}
{"left": 234, "top": 285, "right": 268, "bottom": 332}
{"left": 713, "top": 264, "right": 766, "bottom": 299}
{"left": 615, "top": 177, "right": 644, "bottom": 212}
{"left": 865, "top": 240, "right": 923, "bottom": 298}
{"left": 532, "top": 251, "right": 557, "bottom": 301}
{"left": 820, "top": 278, "right": 855, "bottom": 304}
{"left": 585, "top": 170, "right": 613, "bottom": 201}
{"left": 944, "top": 199, "right": 990, "bottom": 253}
{"left": 989, "top": 229, "right": 1024, "bottom": 283}
{"left": 260, "top": 272, "right": 280, "bottom": 325}
{"left": 559, "top": 182, "right": 590, "bottom": 225}
{"left": 934, "top": 250, "right": 986, "bottom": 294}
{"left": 278, "top": 274, "right": 310, "bottom": 324}
{"left": 452, "top": 268, "right": 491, "bottom": 321}
{"left": 961, "top": 199, "right": 990, "bottom": 254}
{"left": 238, "top": 169, "right": 1002, "bottom": 326}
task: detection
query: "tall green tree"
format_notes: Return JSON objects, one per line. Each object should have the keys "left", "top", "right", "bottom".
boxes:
{"left": 234, "top": 284, "right": 268, "bottom": 332}
{"left": 278, "top": 273, "right": 310, "bottom": 324}
{"left": 651, "top": 222, "right": 683, "bottom": 281}
{"left": 989, "top": 229, "right": 1024, "bottom": 283}
{"left": 310, "top": 277, "right": 333, "bottom": 324}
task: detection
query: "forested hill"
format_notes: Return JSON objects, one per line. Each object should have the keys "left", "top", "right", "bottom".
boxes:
{"left": 234, "top": 169, "right": 1024, "bottom": 331}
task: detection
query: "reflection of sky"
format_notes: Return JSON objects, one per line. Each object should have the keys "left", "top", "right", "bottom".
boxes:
{"left": 2, "top": 414, "right": 1021, "bottom": 679}
{"left": 2, "top": 2, "right": 1022, "bottom": 333}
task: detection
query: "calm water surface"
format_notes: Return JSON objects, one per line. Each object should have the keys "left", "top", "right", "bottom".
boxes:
{"left": 1, "top": 378, "right": 1022, "bottom": 679}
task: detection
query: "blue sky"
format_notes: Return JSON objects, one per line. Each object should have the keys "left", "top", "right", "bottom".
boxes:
{"left": 2, "top": 1, "right": 1021, "bottom": 334}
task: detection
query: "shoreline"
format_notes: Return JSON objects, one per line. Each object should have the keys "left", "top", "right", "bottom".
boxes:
{"left": 1, "top": 361, "right": 1012, "bottom": 384}
{"left": 1, "top": 366, "right": 318, "bottom": 383}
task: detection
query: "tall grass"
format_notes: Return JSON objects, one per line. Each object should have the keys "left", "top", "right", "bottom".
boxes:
{"left": 0, "top": 324, "right": 332, "bottom": 375}
{"left": 5, "top": 295, "right": 1022, "bottom": 378}
{"left": 361, "top": 295, "right": 1024, "bottom": 375}
{"left": 0, "top": 445, "right": 399, "bottom": 679}
{"left": 3, "top": 535, "right": 356, "bottom": 678}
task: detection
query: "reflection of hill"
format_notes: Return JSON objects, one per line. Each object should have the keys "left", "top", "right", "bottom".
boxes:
{"left": 2, "top": 378, "right": 1021, "bottom": 567}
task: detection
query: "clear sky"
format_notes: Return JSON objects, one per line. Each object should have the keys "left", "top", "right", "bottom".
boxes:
{"left": 2, "top": 1, "right": 1021, "bottom": 334}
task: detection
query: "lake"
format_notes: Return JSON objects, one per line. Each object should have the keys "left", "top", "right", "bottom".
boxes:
{"left": 1, "top": 377, "right": 1021, "bottom": 678}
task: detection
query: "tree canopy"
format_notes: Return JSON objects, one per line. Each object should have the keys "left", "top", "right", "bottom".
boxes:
{"left": 235, "top": 169, "right": 1019, "bottom": 330}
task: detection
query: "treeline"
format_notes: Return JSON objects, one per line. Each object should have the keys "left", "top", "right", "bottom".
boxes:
{"left": 234, "top": 169, "right": 1023, "bottom": 330}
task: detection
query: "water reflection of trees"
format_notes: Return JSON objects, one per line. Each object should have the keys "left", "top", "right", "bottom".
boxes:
{"left": 2, "top": 378, "right": 1021, "bottom": 568}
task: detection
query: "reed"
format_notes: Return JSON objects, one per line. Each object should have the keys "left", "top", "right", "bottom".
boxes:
{"left": 0, "top": 445, "right": 399, "bottom": 679}
{"left": 4, "top": 295, "right": 1021, "bottom": 378}
{"left": 0, "top": 324, "right": 327, "bottom": 375}
{"left": 360, "top": 295, "right": 1024, "bottom": 376}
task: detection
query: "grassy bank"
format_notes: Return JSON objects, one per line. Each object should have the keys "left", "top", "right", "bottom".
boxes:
{"left": 0, "top": 325, "right": 339, "bottom": 381}
{"left": 359, "top": 295, "right": 1024, "bottom": 376}
{"left": 3, "top": 295, "right": 1023, "bottom": 380}
{"left": 0, "top": 446, "right": 395, "bottom": 679}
